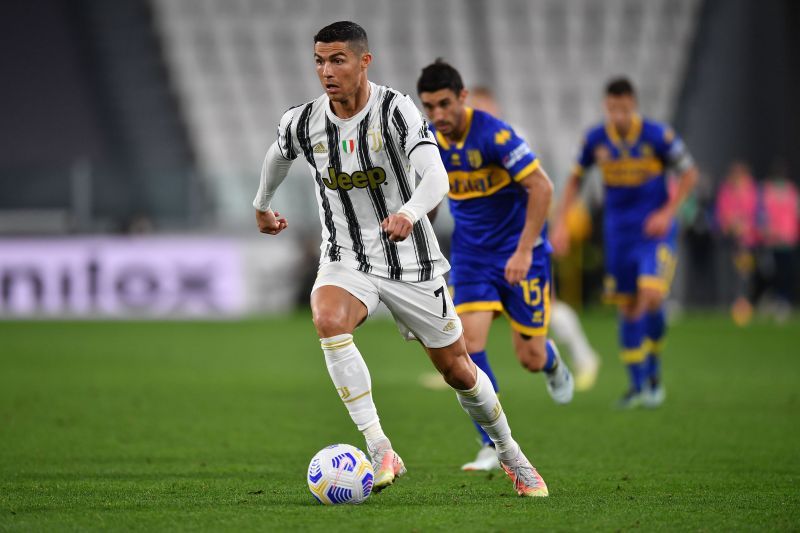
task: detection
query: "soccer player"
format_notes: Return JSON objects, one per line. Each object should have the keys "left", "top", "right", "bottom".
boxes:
{"left": 254, "top": 21, "right": 548, "bottom": 497}
{"left": 467, "top": 85, "right": 602, "bottom": 392}
{"left": 552, "top": 77, "right": 698, "bottom": 409}
{"left": 417, "top": 60, "right": 573, "bottom": 472}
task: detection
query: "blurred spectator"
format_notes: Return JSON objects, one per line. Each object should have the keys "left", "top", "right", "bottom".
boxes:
{"left": 761, "top": 164, "right": 798, "bottom": 321}
{"left": 715, "top": 161, "right": 759, "bottom": 325}
{"left": 716, "top": 161, "right": 799, "bottom": 324}
{"left": 716, "top": 161, "right": 760, "bottom": 248}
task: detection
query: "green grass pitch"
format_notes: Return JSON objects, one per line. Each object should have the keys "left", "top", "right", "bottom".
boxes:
{"left": 1, "top": 311, "right": 799, "bottom": 531}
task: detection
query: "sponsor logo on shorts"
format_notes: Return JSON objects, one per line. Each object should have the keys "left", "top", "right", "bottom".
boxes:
{"left": 443, "top": 320, "right": 456, "bottom": 332}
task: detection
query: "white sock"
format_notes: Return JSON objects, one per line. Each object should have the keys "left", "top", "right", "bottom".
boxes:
{"left": 321, "top": 334, "right": 387, "bottom": 449}
{"left": 550, "top": 301, "right": 596, "bottom": 368}
{"left": 455, "top": 366, "right": 520, "bottom": 461}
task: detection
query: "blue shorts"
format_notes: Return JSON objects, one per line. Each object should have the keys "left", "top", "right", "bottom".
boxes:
{"left": 450, "top": 251, "right": 552, "bottom": 337}
{"left": 604, "top": 226, "right": 677, "bottom": 302}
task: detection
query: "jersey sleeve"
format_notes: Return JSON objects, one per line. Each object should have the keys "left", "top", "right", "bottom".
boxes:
{"left": 656, "top": 125, "right": 694, "bottom": 174}
{"left": 487, "top": 120, "right": 539, "bottom": 182}
{"left": 276, "top": 107, "right": 300, "bottom": 161}
{"left": 390, "top": 95, "right": 437, "bottom": 158}
{"left": 574, "top": 132, "right": 596, "bottom": 177}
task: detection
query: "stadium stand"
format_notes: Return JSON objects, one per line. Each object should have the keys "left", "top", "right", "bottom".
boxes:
{"left": 150, "top": 0, "right": 701, "bottom": 227}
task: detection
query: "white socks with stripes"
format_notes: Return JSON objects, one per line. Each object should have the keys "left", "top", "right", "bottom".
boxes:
{"left": 455, "top": 366, "right": 520, "bottom": 461}
{"left": 321, "top": 334, "right": 388, "bottom": 450}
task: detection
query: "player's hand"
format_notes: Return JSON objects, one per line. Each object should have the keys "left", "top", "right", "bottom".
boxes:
{"left": 643, "top": 206, "right": 674, "bottom": 238}
{"left": 256, "top": 208, "right": 288, "bottom": 235}
{"left": 551, "top": 222, "right": 571, "bottom": 258}
{"left": 505, "top": 249, "right": 532, "bottom": 285}
{"left": 381, "top": 213, "right": 414, "bottom": 242}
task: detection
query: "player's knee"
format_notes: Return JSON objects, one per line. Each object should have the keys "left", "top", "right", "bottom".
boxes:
{"left": 312, "top": 308, "right": 351, "bottom": 338}
{"left": 617, "top": 299, "right": 640, "bottom": 320}
{"left": 640, "top": 289, "right": 664, "bottom": 312}
{"left": 463, "top": 332, "right": 485, "bottom": 355}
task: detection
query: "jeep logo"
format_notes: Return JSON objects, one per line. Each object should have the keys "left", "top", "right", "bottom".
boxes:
{"left": 323, "top": 167, "right": 387, "bottom": 191}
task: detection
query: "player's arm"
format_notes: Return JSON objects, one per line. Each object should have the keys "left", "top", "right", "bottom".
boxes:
{"left": 551, "top": 167, "right": 583, "bottom": 256}
{"left": 382, "top": 144, "right": 449, "bottom": 242}
{"left": 254, "top": 141, "right": 293, "bottom": 235}
{"left": 505, "top": 165, "right": 553, "bottom": 284}
{"left": 382, "top": 95, "right": 447, "bottom": 242}
{"left": 254, "top": 109, "right": 299, "bottom": 235}
{"left": 644, "top": 130, "right": 699, "bottom": 237}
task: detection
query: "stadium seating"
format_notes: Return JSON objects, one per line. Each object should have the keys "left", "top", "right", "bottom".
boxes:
{"left": 150, "top": 0, "right": 701, "bottom": 226}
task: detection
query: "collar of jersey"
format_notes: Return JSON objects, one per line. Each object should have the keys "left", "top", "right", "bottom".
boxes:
{"left": 436, "top": 107, "right": 474, "bottom": 150}
{"left": 605, "top": 113, "right": 642, "bottom": 146}
{"left": 324, "top": 81, "right": 376, "bottom": 125}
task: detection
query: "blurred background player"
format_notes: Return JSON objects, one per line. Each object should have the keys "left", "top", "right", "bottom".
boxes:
{"left": 418, "top": 60, "right": 573, "bottom": 472}
{"left": 468, "top": 86, "right": 601, "bottom": 391}
{"left": 552, "top": 77, "right": 698, "bottom": 409}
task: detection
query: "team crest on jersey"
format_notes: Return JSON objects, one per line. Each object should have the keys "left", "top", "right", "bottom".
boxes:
{"left": 367, "top": 129, "right": 383, "bottom": 152}
{"left": 594, "top": 145, "right": 612, "bottom": 163}
{"left": 494, "top": 129, "right": 512, "bottom": 145}
{"left": 639, "top": 143, "right": 654, "bottom": 158}
{"left": 467, "top": 150, "right": 483, "bottom": 169}
{"left": 313, "top": 142, "right": 328, "bottom": 154}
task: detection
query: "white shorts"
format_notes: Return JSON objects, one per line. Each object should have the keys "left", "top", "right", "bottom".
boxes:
{"left": 311, "top": 262, "right": 463, "bottom": 349}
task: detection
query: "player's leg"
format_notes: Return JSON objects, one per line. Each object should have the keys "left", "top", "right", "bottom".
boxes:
{"left": 502, "top": 254, "right": 573, "bottom": 404}
{"left": 638, "top": 238, "right": 677, "bottom": 407}
{"left": 509, "top": 332, "right": 573, "bottom": 405}
{"left": 452, "top": 280, "right": 504, "bottom": 470}
{"left": 425, "top": 338, "right": 547, "bottom": 496}
{"left": 382, "top": 277, "right": 548, "bottom": 496}
{"left": 310, "top": 264, "right": 397, "bottom": 483}
{"left": 616, "top": 295, "right": 647, "bottom": 408}
{"left": 638, "top": 287, "right": 666, "bottom": 408}
{"left": 605, "top": 243, "right": 648, "bottom": 408}
{"left": 550, "top": 299, "right": 600, "bottom": 391}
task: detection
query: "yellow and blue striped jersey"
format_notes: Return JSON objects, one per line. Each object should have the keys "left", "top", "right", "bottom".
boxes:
{"left": 575, "top": 114, "right": 693, "bottom": 241}
{"left": 430, "top": 107, "right": 547, "bottom": 262}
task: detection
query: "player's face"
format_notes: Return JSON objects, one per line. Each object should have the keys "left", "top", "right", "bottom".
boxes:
{"left": 604, "top": 94, "right": 638, "bottom": 133}
{"left": 419, "top": 88, "right": 468, "bottom": 137}
{"left": 314, "top": 41, "right": 371, "bottom": 103}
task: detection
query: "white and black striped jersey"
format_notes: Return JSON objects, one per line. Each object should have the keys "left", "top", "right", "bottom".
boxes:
{"left": 276, "top": 82, "right": 448, "bottom": 282}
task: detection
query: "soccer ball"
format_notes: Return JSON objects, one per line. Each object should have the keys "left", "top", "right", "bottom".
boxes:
{"left": 307, "top": 444, "right": 374, "bottom": 505}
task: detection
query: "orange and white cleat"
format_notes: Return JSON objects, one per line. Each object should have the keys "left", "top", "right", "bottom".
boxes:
{"left": 369, "top": 446, "right": 406, "bottom": 493}
{"left": 500, "top": 449, "right": 549, "bottom": 497}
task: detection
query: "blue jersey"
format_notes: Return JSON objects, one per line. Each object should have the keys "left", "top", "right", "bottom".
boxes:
{"left": 430, "top": 108, "right": 549, "bottom": 264}
{"left": 575, "top": 114, "right": 693, "bottom": 243}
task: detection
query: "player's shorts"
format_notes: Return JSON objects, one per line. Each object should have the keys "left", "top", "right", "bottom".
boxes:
{"left": 450, "top": 251, "right": 552, "bottom": 338}
{"left": 311, "top": 261, "right": 463, "bottom": 349}
{"left": 604, "top": 226, "right": 678, "bottom": 303}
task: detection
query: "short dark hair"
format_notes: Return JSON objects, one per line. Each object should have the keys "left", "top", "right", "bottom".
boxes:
{"left": 314, "top": 21, "right": 369, "bottom": 54}
{"left": 606, "top": 77, "right": 636, "bottom": 97}
{"left": 417, "top": 59, "right": 464, "bottom": 95}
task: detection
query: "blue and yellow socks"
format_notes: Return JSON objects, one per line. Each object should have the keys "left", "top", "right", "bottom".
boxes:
{"left": 644, "top": 307, "right": 666, "bottom": 386}
{"left": 543, "top": 339, "right": 559, "bottom": 374}
{"left": 620, "top": 316, "right": 647, "bottom": 393}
